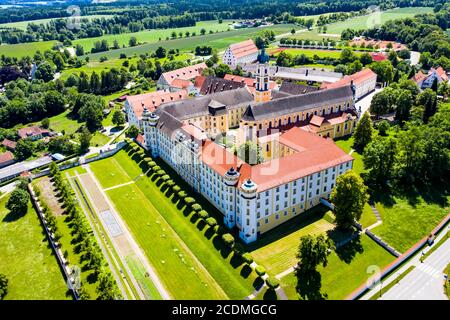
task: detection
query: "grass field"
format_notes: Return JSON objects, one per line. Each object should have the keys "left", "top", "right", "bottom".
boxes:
{"left": 371, "top": 193, "right": 450, "bottom": 253}
{"left": 325, "top": 7, "right": 433, "bottom": 34}
{"left": 91, "top": 149, "right": 260, "bottom": 299}
{"left": 87, "top": 24, "right": 296, "bottom": 61}
{"left": 249, "top": 207, "right": 335, "bottom": 276}
{"left": 74, "top": 20, "right": 234, "bottom": 52}
{"left": 46, "top": 110, "right": 82, "bottom": 135}
{"left": 334, "top": 135, "right": 364, "bottom": 174}
{"left": 280, "top": 234, "right": 395, "bottom": 300}
{"left": 0, "top": 195, "right": 70, "bottom": 300}
{"left": 359, "top": 203, "right": 378, "bottom": 228}
{"left": 0, "top": 41, "right": 56, "bottom": 58}
{"left": 90, "top": 157, "right": 132, "bottom": 189}
{"left": 0, "top": 15, "right": 113, "bottom": 30}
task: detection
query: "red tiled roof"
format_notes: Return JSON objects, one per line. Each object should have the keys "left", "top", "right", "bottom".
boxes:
{"left": 434, "top": 67, "right": 448, "bottom": 81}
{"left": 309, "top": 115, "right": 325, "bottom": 127}
{"left": 194, "top": 75, "right": 206, "bottom": 89}
{"left": 0, "top": 151, "right": 14, "bottom": 164}
{"left": 229, "top": 40, "right": 258, "bottom": 59}
{"left": 411, "top": 71, "right": 427, "bottom": 84}
{"left": 17, "top": 126, "right": 48, "bottom": 139}
{"left": 171, "top": 78, "right": 193, "bottom": 89}
{"left": 370, "top": 52, "right": 387, "bottom": 62}
{"left": 321, "top": 68, "right": 377, "bottom": 90}
{"left": 223, "top": 74, "right": 277, "bottom": 94}
{"left": 127, "top": 90, "right": 188, "bottom": 120}
{"left": 199, "top": 127, "right": 353, "bottom": 192}
{"left": 1, "top": 139, "right": 16, "bottom": 150}
{"left": 135, "top": 134, "right": 145, "bottom": 145}
{"left": 162, "top": 62, "right": 207, "bottom": 85}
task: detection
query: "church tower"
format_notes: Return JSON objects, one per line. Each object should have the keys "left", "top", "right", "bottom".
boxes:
{"left": 254, "top": 63, "right": 271, "bottom": 103}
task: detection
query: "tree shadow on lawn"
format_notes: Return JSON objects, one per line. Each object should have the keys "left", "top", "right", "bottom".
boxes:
{"left": 204, "top": 227, "right": 215, "bottom": 240}
{"left": 212, "top": 236, "right": 233, "bottom": 259}
{"left": 295, "top": 269, "right": 327, "bottom": 300}
{"left": 230, "top": 253, "right": 244, "bottom": 269}
{"left": 196, "top": 219, "right": 206, "bottom": 231}
{"left": 263, "top": 288, "right": 278, "bottom": 300}
{"left": 334, "top": 234, "right": 363, "bottom": 264}
{"left": 2, "top": 208, "right": 28, "bottom": 222}
{"left": 245, "top": 205, "right": 329, "bottom": 252}
{"left": 240, "top": 264, "right": 252, "bottom": 279}
{"left": 190, "top": 213, "right": 200, "bottom": 224}
{"left": 253, "top": 277, "right": 265, "bottom": 290}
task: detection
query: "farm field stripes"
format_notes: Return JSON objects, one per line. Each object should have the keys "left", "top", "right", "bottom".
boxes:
{"left": 0, "top": 14, "right": 114, "bottom": 30}
{"left": 86, "top": 24, "right": 297, "bottom": 61}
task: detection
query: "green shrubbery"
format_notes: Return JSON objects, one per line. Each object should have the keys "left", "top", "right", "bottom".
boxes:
{"left": 192, "top": 203, "right": 202, "bottom": 212}
{"left": 265, "top": 277, "right": 279, "bottom": 289}
{"left": 198, "top": 210, "right": 209, "bottom": 219}
{"left": 242, "top": 253, "right": 253, "bottom": 265}
{"left": 255, "top": 265, "right": 266, "bottom": 277}
{"left": 222, "top": 233, "right": 235, "bottom": 248}
{"left": 205, "top": 217, "right": 217, "bottom": 227}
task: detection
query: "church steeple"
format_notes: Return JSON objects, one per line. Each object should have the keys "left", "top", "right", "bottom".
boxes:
{"left": 254, "top": 63, "right": 271, "bottom": 103}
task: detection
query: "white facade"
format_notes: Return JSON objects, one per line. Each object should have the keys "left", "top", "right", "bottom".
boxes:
{"left": 354, "top": 75, "right": 377, "bottom": 100}
{"left": 142, "top": 109, "right": 353, "bottom": 243}
{"left": 222, "top": 47, "right": 258, "bottom": 69}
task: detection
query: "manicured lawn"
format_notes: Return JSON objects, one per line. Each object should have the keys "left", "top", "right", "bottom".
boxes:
{"left": 94, "top": 149, "right": 260, "bottom": 299}
{"left": 47, "top": 110, "right": 82, "bottom": 135}
{"left": 0, "top": 195, "right": 70, "bottom": 300}
{"left": 64, "top": 166, "right": 87, "bottom": 177}
{"left": 90, "top": 132, "right": 110, "bottom": 147}
{"left": 325, "top": 7, "right": 433, "bottom": 34}
{"left": 371, "top": 193, "right": 450, "bottom": 253}
{"left": 334, "top": 136, "right": 364, "bottom": 175}
{"left": 89, "top": 157, "right": 132, "bottom": 189}
{"left": 358, "top": 203, "right": 378, "bottom": 228}
{"left": 272, "top": 48, "right": 346, "bottom": 59}
{"left": 280, "top": 234, "right": 395, "bottom": 300}
{"left": 87, "top": 24, "right": 296, "bottom": 61}
{"left": 249, "top": 207, "right": 335, "bottom": 276}
{"left": 106, "top": 184, "right": 227, "bottom": 299}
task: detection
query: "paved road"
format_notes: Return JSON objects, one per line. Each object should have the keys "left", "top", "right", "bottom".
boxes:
{"left": 362, "top": 225, "right": 449, "bottom": 300}
{"left": 380, "top": 236, "right": 449, "bottom": 300}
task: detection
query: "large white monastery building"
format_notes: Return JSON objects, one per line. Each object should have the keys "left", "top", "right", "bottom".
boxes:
{"left": 222, "top": 39, "right": 259, "bottom": 68}
{"left": 139, "top": 64, "right": 355, "bottom": 243}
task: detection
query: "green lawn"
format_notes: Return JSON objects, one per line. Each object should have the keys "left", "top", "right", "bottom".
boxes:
{"left": 280, "top": 234, "right": 395, "bottom": 300}
{"left": 74, "top": 20, "right": 235, "bottom": 53}
{"left": 358, "top": 203, "right": 378, "bottom": 228}
{"left": 46, "top": 110, "right": 82, "bottom": 135}
{"left": 325, "top": 7, "right": 433, "bottom": 34}
{"left": 0, "top": 15, "right": 114, "bottom": 30}
{"left": 290, "top": 30, "right": 342, "bottom": 41}
{"left": 106, "top": 184, "right": 227, "bottom": 299}
{"left": 87, "top": 24, "right": 296, "bottom": 61}
{"left": 92, "top": 149, "right": 260, "bottom": 299}
{"left": 271, "top": 48, "right": 350, "bottom": 59}
{"left": 89, "top": 157, "right": 132, "bottom": 189}
{"left": 0, "top": 41, "right": 56, "bottom": 58}
{"left": 334, "top": 136, "right": 364, "bottom": 174}
{"left": 0, "top": 195, "right": 70, "bottom": 300}
{"left": 90, "top": 132, "right": 110, "bottom": 147}
{"left": 371, "top": 193, "right": 450, "bottom": 253}
{"left": 249, "top": 207, "right": 335, "bottom": 276}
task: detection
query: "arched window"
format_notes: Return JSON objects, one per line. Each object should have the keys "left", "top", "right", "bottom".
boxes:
{"left": 278, "top": 119, "right": 282, "bottom": 127}
{"left": 269, "top": 121, "right": 272, "bottom": 128}
{"left": 296, "top": 115, "right": 299, "bottom": 122}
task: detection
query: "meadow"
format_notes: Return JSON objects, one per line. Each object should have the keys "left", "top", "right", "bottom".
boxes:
{"left": 86, "top": 24, "right": 296, "bottom": 61}
{"left": 0, "top": 195, "right": 70, "bottom": 300}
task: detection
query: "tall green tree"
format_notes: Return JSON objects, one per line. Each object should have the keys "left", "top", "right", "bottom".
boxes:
{"left": 96, "top": 271, "right": 122, "bottom": 300}
{"left": 395, "top": 89, "right": 413, "bottom": 123}
{"left": 297, "top": 235, "right": 333, "bottom": 272}
{"left": 353, "top": 112, "right": 373, "bottom": 151}
{"left": 417, "top": 89, "right": 437, "bottom": 123}
{"left": 111, "top": 110, "right": 125, "bottom": 127}
{"left": 79, "top": 127, "right": 92, "bottom": 154}
{"left": 6, "top": 188, "right": 30, "bottom": 216}
{"left": 363, "top": 137, "right": 398, "bottom": 185}
{"left": 330, "top": 170, "right": 368, "bottom": 230}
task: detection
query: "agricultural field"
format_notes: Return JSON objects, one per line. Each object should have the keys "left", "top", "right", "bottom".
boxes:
{"left": 59, "top": 53, "right": 191, "bottom": 81}
{"left": 89, "top": 149, "right": 260, "bottom": 299}
{"left": 87, "top": 24, "right": 296, "bottom": 61}
{"left": 0, "top": 195, "right": 70, "bottom": 300}
{"left": 0, "top": 15, "right": 114, "bottom": 30}
{"left": 73, "top": 20, "right": 235, "bottom": 52}
{"left": 248, "top": 206, "right": 335, "bottom": 276}
{"left": 0, "top": 41, "right": 56, "bottom": 58}
{"left": 269, "top": 47, "right": 359, "bottom": 59}
{"left": 280, "top": 234, "right": 395, "bottom": 300}
{"left": 325, "top": 7, "right": 433, "bottom": 35}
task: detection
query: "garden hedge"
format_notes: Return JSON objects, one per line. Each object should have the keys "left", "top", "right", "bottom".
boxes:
{"left": 255, "top": 265, "right": 266, "bottom": 276}
{"left": 265, "top": 277, "right": 279, "bottom": 289}
{"left": 205, "top": 217, "right": 217, "bottom": 227}
{"left": 242, "top": 253, "right": 253, "bottom": 265}
{"left": 222, "top": 233, "right": 235, "bottom": 248}
{"left": 198, "top": 209, "right": 209, "bottom": 219}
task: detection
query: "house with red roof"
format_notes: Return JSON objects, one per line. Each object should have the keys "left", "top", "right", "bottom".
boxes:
{"left": 370, "top": 52, "right": 387, "bottom": 62}
{"left": 411, "top": 66, "right": 448, "bottom": 90}
{"left": 125, "top": 89, "right": 188, "bottom": 128}
{"left": 222, "top": 39, "right": 259, "bottom": 68}
{"left": 320, "top": 68, "right": 377, "bottom": 100}
{"left": 1, "top": 139, "right": 17, "bottom": 151}
{"left": 156, "top": 62, "right": 207, "bottom": 92}
{"left": 17, "top": 126, "right": 50, "bottom": 141}
{"left": 0, "top": 151, "right": 15, "bottom": 168}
